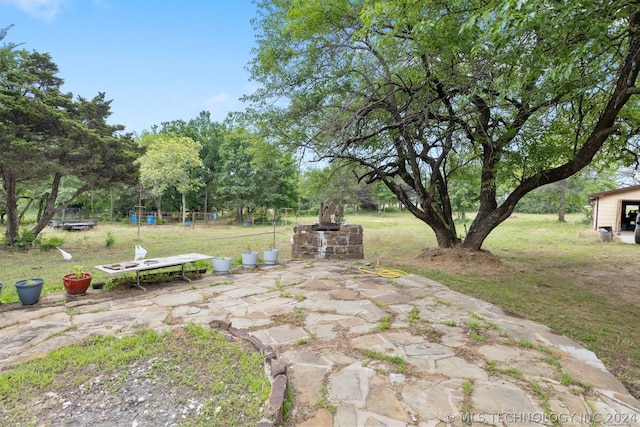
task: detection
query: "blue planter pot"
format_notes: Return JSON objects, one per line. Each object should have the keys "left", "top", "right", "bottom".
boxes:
{"left": 15, "top": 278, "right": 44, "bottom": 305}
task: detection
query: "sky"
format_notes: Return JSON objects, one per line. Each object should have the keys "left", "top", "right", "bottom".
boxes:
{"left": 0, "top": 0, "right": 259, "bottom": 134}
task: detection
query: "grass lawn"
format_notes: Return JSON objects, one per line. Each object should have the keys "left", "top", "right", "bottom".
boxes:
{"left": 1, "top": 211, "right": 639, "bottom": 400}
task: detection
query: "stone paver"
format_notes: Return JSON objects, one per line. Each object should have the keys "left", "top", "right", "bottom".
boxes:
{"left": 1, "top": 260, "right": 639, "bottom": 426}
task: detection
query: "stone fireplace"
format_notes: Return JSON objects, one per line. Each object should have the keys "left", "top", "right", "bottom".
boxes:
{"left": 291, "top": 203, "right": 364, "bottom": 260}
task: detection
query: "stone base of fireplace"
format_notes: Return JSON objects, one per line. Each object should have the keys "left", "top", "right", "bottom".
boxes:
{"left": 292, "top": 224, "right": 363, "bottom": 260}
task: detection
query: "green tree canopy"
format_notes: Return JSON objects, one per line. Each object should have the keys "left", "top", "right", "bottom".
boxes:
{"left": 0, "top": 29, "right": 140, "bottom": 245}
{"left": 299, "top": 164, "right": 363, "bottom": 211}
{"left": 155, "top": 111, "right": 226, "bottom": 215}
{"left": 247, "top": 0, "right": 640, "bottom": 250}
{"left": 213, "top": 126, "right": 298, "bottom": 221}
{"left": 137, "top": 135, "right": 204, "bottom": 223}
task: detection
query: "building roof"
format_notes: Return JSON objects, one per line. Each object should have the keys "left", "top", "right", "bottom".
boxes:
{"left": 588, "top": 184, "right": 640, "bottom": 201}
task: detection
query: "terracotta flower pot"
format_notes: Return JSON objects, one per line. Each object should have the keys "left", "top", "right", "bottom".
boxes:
{"left": 62, "top": 272, "right": 92, "bottom": 295}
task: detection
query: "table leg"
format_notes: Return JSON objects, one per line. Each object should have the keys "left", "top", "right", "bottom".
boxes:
{"left": 181, "top": 264, "right": 192, "bottom": 283}
{"left": 133, "top": 271, "right": 146, "bottom": 291}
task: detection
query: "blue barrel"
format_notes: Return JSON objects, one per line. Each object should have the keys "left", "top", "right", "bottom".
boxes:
{"left": 131, "top": 213, "right": 137, "bottom": 223}
{"left": 147, "top": 214, "right": 154, "bottom": 225}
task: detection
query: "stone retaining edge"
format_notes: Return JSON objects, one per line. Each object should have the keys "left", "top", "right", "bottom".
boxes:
{"left": 210, "top": 319, "right": 287, "bottom": 427}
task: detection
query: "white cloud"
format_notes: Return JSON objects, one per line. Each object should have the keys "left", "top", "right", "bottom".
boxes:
{"left": 0, "top": 0, "right": 68, "bottom": 21}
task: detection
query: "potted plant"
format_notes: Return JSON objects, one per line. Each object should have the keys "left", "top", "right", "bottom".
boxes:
{"left": 213, "top": 256, "right": 232, "bottom": 274}
{"left": 62, "top": 265, "right": 93, "bottom": 295}
{"left": 241, "top": 246, "right": 259, "bottom": 268}
{"left": 264, "top": 219, "right": 279, "bottom": 265}
{"left": 263, "top": 247, "right": 279, "bottom": 265}
{"left": 15, "top": 278, "right": 44, "bottom": 305}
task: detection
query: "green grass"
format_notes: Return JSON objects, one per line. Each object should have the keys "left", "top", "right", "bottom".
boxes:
{"left": 358, "top": 348, "right": 406, "bottom": 374}
{"left": 0, "top": 325, "right": 270, "bottom": 426}
{"left": 407, "top": 306, "right": 422, "bottom": 324}
{"left": 1, "top": 210, "right": 640, "bottom": 399}
{"left": 379, "top": 315, "right": 391, "bottom": 330}
{"left": 0, "top": 219, "right": 287, "bottom": 301}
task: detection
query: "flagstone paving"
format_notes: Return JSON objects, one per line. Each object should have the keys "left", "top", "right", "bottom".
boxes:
{"left": 1, "top": 260, "right": 639, "bottom": 426}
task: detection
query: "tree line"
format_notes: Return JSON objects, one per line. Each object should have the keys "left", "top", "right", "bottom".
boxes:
{"left": 4, "top": 0, "right": 640, "bottom": 251}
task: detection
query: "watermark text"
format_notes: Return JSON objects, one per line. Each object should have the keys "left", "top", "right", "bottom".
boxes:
{"left": 444, "top": 412, "right": 638, "bottom": 425}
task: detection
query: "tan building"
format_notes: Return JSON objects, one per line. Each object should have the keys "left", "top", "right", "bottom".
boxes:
{"left": 589, "top": 185, "right": 640, "bottom": 233}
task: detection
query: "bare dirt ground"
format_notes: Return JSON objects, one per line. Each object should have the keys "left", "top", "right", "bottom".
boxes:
{"left": 416, "top": 246, "right": 503, "bottom": 275}
{"left": 571, "top": 263, "right": 640, "bottom": 306}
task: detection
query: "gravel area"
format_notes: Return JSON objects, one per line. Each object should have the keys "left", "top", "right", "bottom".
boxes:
{"left": 33, "top": 358, "right": 214, "bottom": 426}
{"left": 4, "top": 329, "right": 269, "bottom": 427}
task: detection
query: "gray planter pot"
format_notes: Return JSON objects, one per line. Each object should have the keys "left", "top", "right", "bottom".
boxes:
{"left": 263, "top": 249, "right": 279, "bottom": 265}
{"left": 241, "top": 251, "right": 258, "bottom": 268}
{"left": 213, "top": 256, "right": 232, "bottom": 274}
{"left": 15, "top": 278, "right": 44, "bottom": 305}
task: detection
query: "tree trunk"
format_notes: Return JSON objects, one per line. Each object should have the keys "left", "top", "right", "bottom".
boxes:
{"left": 37, "top": 195, "right": 46, "bottom": 223}
{"left": 181, "top": 192, "right": 186, "bottom": 224}
{"left": 2, "top": 167, "right": 89, "bottom": 245}
{"left": 203, "top": 180, "right": 210, "bottom": 223}
{"left": 405, "top": 196, "right": 461, "bottom": 247}
{"left": 386, "top": 176, "right": 462, "bottom": 248}
{"left": 462, "top": 201, "right": 518, "bottom": 251}
{"left": 155, "top": 195, "right": 163, "bottom": 221}
{"left": 2, "top": 171, "right": 19, "bottom": 245}
{"left": 18, "top": 196, "right": 34, "bottom": 223}
{"left": 558, "top": 180, "right": 567, "bottom": 222}
{"left": 431, "top": 223, "right": 461, "bottom": 248}
{"left": 463, "top": 219, "right": 499, "bottom": 251}
{"left": 31, "top": 174, "right": 86, "bottom": 238}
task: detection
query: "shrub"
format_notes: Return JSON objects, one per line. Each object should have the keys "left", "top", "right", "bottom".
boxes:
{"left": 14, "top": 229, "right": 37, "bottom": 248}
{"left": 105, "top": 231, "right": 115, "bottom": 247}
{"left": 39, "top": 236, "right": 66, "bottom": 251}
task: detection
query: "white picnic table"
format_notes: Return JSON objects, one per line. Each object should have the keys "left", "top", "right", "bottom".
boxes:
{"left": 94, "top": 253, "right": 213, "bottom": 291}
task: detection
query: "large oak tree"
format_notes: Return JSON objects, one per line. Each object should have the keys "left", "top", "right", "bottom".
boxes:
{"left": 247, "top": 0, "right": 640, "bottom": 250}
